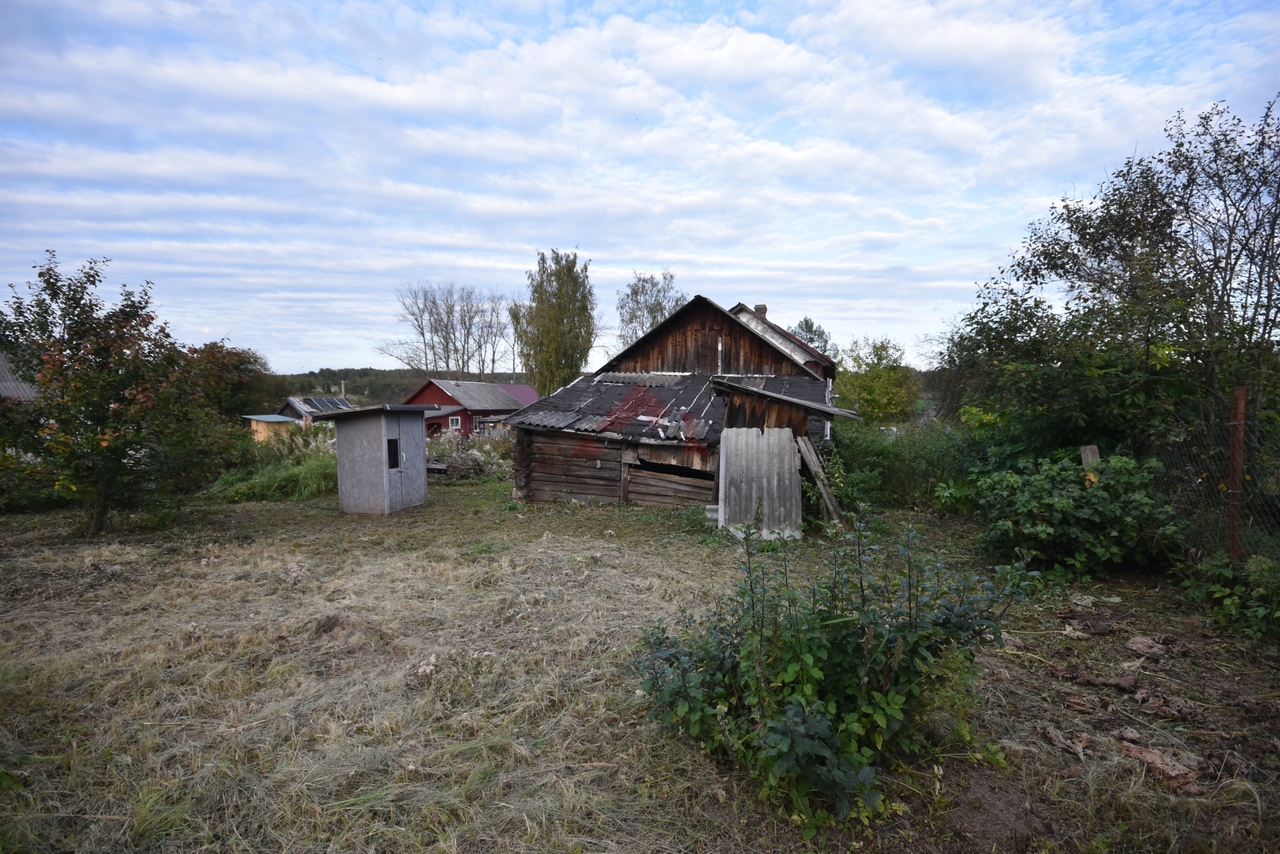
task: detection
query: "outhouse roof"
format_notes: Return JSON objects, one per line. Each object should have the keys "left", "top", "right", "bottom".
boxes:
{"left": 312, "top": 404, "right": 441, "bottom": 421}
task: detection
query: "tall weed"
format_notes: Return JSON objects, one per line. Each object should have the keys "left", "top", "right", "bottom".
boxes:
{"left": 828, "top": 420, "right": 976, "bottom": 509}
{"left": 207, "top": 425, "right": 337, "bottom": 502}
{"left": 634, "top": 520, "right": 1032, "bottom": 835}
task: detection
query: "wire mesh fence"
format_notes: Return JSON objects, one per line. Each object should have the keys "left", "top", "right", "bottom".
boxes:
{"left": 1150, "top": 391, "right": 1280, "bottom": 562}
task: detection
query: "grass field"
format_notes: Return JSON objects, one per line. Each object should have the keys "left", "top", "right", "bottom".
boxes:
{"left": 2, "top": 481, "right": 1278, "bottom": 852}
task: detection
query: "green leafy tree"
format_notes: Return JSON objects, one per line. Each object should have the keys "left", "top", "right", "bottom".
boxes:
{"left": 0, "top": 253, "right": 241, "bottom": 534}
{"left": 616, "top": 268, "right": 685, "bottom": 349}
{"left": 940, "top": 96, "right": 1280, "bottom": 461}
{"left": 787, "top": 317, "right": 839, "bottom": 359}
{"left": 834, "top": 337, "right": 918, "bottom": 423}
{"left": 510, "top": 249, "right": 597, "bottom": 396}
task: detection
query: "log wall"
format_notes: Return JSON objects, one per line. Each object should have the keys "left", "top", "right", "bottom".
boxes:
{"left": 513, "top": 428, "right": 715, "bottom": 507}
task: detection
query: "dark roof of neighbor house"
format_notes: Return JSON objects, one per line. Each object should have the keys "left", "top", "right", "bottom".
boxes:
{"left": 498, "top": 383, "right": 541, "bottom": 407}
{"left": 598, "top": 295, "right": 838, "bottom": 381}
{"left": 277, "top": 396, "right": 355, "bottom": 418}
{"left": 506, "top": 373, "right": 829, "bottom": 448}
{"left": 312, "top": 404, "right": 441, "bottom": 421}
{"left": 404, "top": 379, "right": 538, "bottom": 411}
{"left": 0, "top": 353, "right": 36, "bottom": 401}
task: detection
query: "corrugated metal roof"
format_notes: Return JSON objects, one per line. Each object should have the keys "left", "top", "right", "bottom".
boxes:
{"left": 429, "top": 381, "right": 528, "bottom": 411}
{"left": 279, "top": 396, "right": 355, "bottom": 417}
{"left": 0, "top": 353, "right": 36, "bottom": 401}
{"left": 506, "top": 373, "right": 830, "bottom": 448}
{"left": 497, "top": 383, "right": 541, "bottom": 406}
{"left": 243, "top": 414, "right": 300, "bottom": 423}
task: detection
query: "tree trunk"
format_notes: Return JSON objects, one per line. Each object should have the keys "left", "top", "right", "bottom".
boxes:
{"left": 82, "top": 490, "right": 109, "bottom": 536}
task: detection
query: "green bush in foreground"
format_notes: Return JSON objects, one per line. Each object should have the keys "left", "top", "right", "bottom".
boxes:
{"left": 973, "top": 455, "right": 1180, "bottom": 578}
{"left": 634, "top": 522, "right": 1032, "bottom": 835}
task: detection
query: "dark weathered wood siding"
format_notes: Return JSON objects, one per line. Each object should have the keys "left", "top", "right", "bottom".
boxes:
{"left": 511, "top": 429, "right": 714, "bottom": 507}
{"left": 607, "top": 301, "right": 813, "bottom": 377}
{"left": 723, "top": 389, "right": 811, "bottom": 435}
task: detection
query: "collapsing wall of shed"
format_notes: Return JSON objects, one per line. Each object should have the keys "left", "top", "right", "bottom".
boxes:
{"left": 512, "top": 429, "right": 715, "bottom": 507}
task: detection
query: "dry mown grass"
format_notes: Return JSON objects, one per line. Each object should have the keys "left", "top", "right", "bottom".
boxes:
{"left": 1, "top": 486, "right": 1278, "bottom": 852}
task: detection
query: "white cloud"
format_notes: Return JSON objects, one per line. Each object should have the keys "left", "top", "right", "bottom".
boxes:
{"left": 1, "top": 0, "right": 1277, "bottom": 371}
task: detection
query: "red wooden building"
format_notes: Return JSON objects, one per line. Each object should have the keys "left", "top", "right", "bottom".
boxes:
{"left": 403, "top": 380, "right": 540, "bottom": 437}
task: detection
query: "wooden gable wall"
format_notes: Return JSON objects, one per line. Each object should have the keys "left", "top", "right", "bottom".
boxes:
{"left": 405, "top": 382, "right": 459, "bottom": 407}
{"left": 606, "top": 300, "right": 813, "bottom": 377}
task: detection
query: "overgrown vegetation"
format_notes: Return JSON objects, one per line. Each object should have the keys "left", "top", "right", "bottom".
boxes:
{"left": 425, "top": 431, "right": 512, "bottom": 481}
{"left": 635, "top": 520, "right": 1032, "bottom": 835}
{"left": 0, "top": 253, "right": 256, "bottom": 533}
{"left": 206, "top": 425, "right": 337, "bottom": 502}
{"left": 826, "top": 419, "right": 975, "bottom": 510}
{"left": 973, "top": 456, "right": 1181, "bottom": 579}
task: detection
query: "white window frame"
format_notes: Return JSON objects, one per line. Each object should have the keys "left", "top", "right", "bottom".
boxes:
{"left": 448, "top": 415, "right": 461, "bottom": 430}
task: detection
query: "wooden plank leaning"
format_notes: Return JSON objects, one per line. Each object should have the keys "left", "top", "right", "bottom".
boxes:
{"left": 796, "top": 435, "right": 846, "bottom": 531}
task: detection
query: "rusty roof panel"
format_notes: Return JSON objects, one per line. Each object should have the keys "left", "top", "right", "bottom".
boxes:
{"left": 506, "top": 372, "right": 833, "bottom": 448}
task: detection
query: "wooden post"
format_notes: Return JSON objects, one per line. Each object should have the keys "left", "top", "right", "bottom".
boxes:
{"left": 1080, "top": 445, "right": 1100, "bottom": 467}
{"left": 796, "top": 435, "right": 845, "bottom": 530}
{"left": 1229, "top": 386, "right": 1246, "bottom": 563}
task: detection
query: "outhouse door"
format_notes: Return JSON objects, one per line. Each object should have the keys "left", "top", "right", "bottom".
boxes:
{"left": 397, "top": 412, "right": 426, "bottom": 509}
{"left": 385, "top": 414, "right": 403, "bottom": 512}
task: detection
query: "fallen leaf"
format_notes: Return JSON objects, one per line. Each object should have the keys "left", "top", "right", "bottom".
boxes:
{"left": 1125, "top": 636, "right": 1168, "bottom": 656}
{"left": 1043, "top": 725, "right": 1088, "bottom": 761}
{"left": 1118, "top": 742, "right": 1206, "bottom": 795}
{"left": 1133, "top": 689, "right": 1203, "bottom": 721}
{"left": 1111, "top": 726, "right": 1145, "bottom": 744}
{"left": 1063, "top": 694, "right": 1102, "bottom": 713}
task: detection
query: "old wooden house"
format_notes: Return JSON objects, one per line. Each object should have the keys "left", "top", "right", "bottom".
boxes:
{"left": 402, "top": 380, "right": 540, "bottom": 437}
{"left": 505, "top": 297, "right": 856, "bottom": 535}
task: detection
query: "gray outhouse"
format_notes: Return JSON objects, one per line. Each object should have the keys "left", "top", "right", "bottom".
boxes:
{"left": 314, "top": 404, "right": 438, "bottom": 515}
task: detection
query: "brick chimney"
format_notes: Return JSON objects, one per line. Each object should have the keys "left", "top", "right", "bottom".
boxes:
{"left": 754, "top": 304, "right": 767, "bottom": 317}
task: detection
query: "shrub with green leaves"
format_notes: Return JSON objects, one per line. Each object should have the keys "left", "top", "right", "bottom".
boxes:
{"left": 1182, "top": 552, "right": 1280, "bottom": 640}
{"left": 973, "top": 455, "right": 1180, "bottom": 577}
{"left": 633, "top": 522, "right": 1031, "bottom": 834}
{"left": 827, "top": 419, "right": 976, "bottom": 510}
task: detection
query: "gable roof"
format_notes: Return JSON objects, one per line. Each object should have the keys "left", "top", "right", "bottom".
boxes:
{"left": 726, "top": 303, "right": 837, "bottom": 372}
{"left": 0, "top": 353, "right": 36, "bottom": 402}
{"left": 404, "top": 379, "right": 538, "bottom": 411}
{"left": 598, "top": 295, "right": 836, "bottom": 381}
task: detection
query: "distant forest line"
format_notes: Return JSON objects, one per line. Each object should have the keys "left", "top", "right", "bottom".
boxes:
{"left": 277, "top": 367, "right": 531, "bottom": 406}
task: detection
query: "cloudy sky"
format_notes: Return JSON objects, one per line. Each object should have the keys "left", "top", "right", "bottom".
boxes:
{"left": 2, "top": 1, "right": 1278, "bottom": 373}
